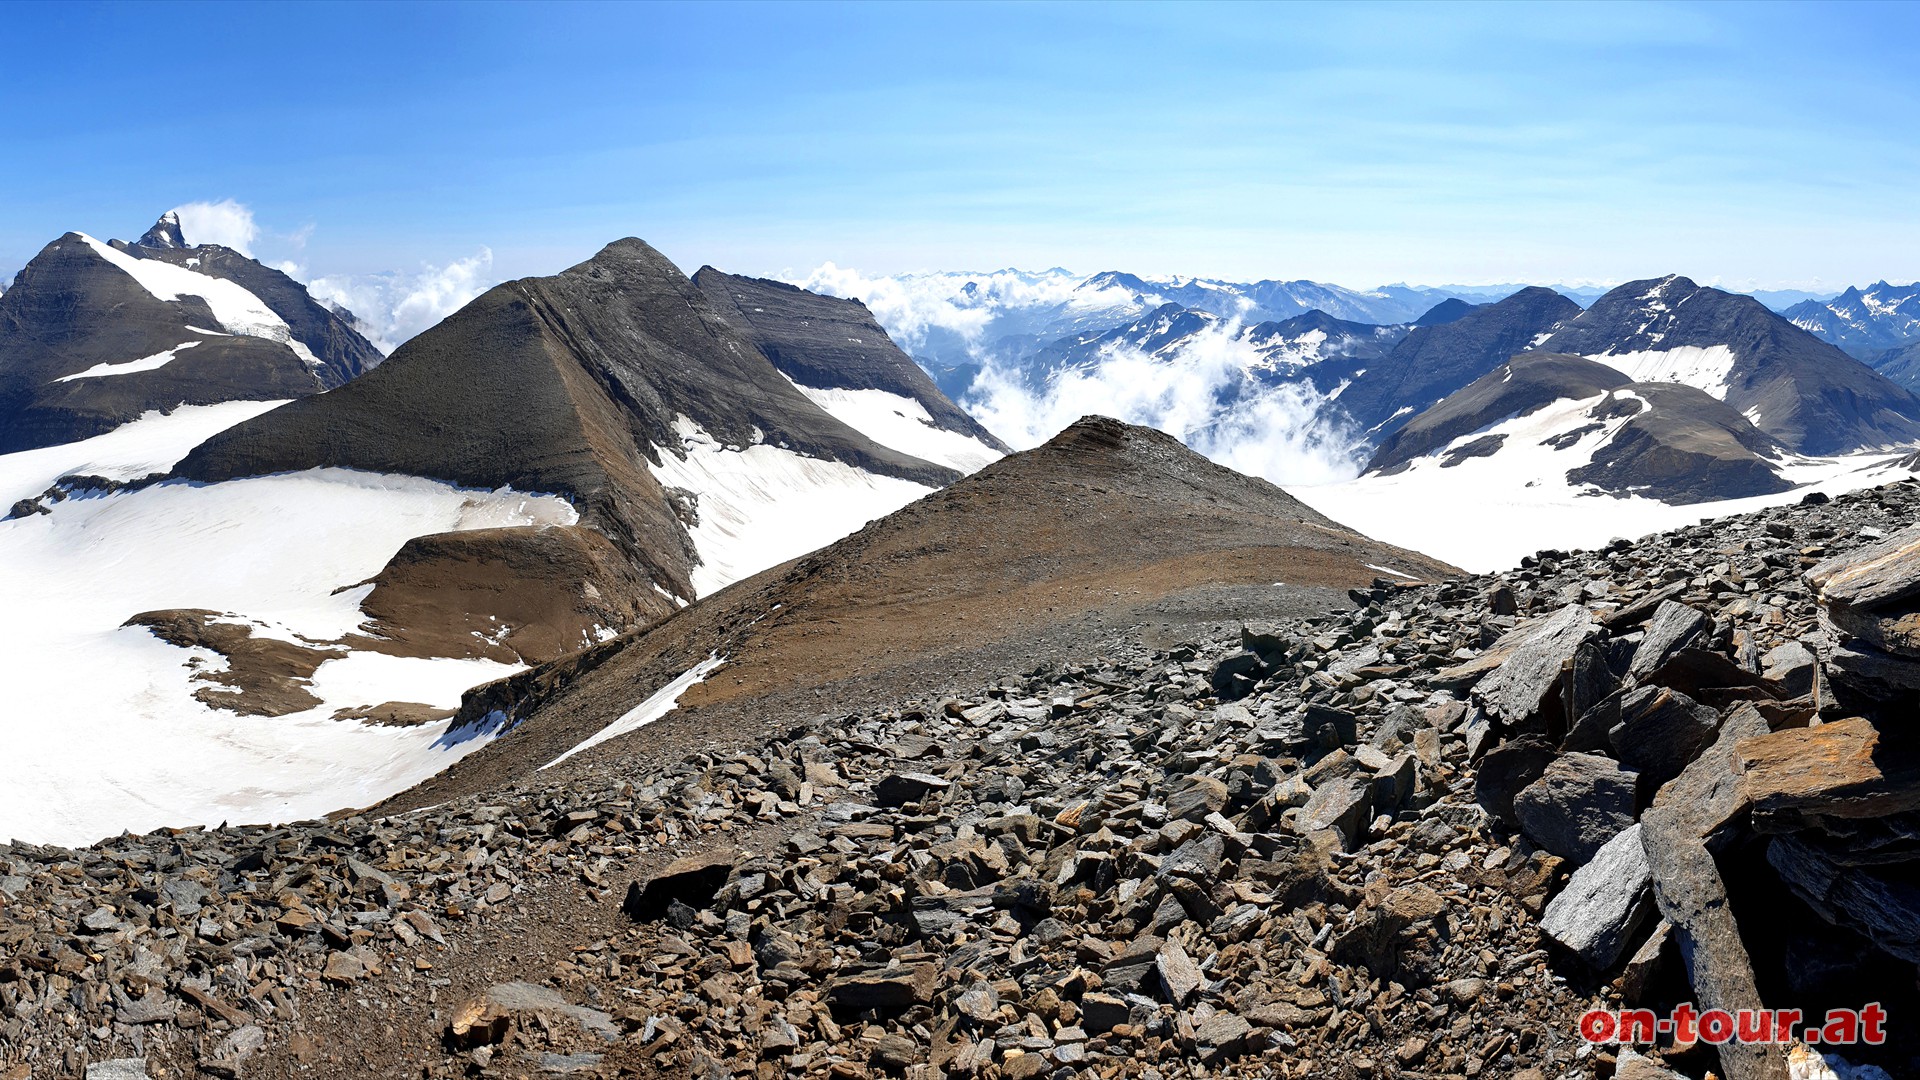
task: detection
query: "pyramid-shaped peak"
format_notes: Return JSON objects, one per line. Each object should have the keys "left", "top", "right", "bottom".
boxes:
{"left": 567, "top": 237, "right": 684, "bottom": 277}
{"left": 137, "top": 211, "right": 187, "bottom": 249}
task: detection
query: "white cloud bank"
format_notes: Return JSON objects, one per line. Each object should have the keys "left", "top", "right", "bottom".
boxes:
{"left": 964, "top": 320, "right": 1366, "bottom": 487}
{"left": 304, "top": 249, "right": 495, "bottom": 354}
{"left": 791, "top": 263, "right": 1143, "bottom": 354}
{"left": 147, "top": 200, "right": 499, "bottom": 355}
{"left": 172, "top": 199, "right": 260, "bottom": 256}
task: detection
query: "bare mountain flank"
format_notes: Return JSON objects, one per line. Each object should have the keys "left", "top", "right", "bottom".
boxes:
{"left": 381, "top": 415, "right": 1458, "bottom": 811}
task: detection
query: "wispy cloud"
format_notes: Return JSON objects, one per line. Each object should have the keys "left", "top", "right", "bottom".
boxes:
{"left": 964, "top": 319, "right": 1365, "bottom": 486}
{"left": 303, "top": 250, "right": 496, "bottom": 354}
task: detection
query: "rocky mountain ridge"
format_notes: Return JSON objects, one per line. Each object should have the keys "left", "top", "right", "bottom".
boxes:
{"left": 1365, "top": 353, "right": 1795, "bottom": 504}
{"left": 1540, "top": 275, "right": 1920, "bottom": 455}
{"left": 173, "top": 237, "right": 967, "bottom": 610}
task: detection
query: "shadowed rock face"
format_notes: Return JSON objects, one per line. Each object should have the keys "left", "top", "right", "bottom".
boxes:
{"left": 0, "top": 218, "right": 381, "bottom": 453}
{"left": 1565, "top": 382, "right": 1792, "bottom": 502}
{"left": 173, "top": 238, "right": 964, "bottom": 601}
{"left": 692, "top": 268, "right": 1009, "bottom": 452}
{"left": 1544, "top": 275, "right": 1920, "bottom": 454}
{"left": 1335, "top": 287, "right": 1583, "bottom": 443}
{"left": 1867, "top": 340, "right": 1920, "bottom": 393}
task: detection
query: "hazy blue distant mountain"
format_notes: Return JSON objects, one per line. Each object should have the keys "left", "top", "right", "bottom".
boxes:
{"left": 1785, "top": 281, "right": 1920, "bottom": 355}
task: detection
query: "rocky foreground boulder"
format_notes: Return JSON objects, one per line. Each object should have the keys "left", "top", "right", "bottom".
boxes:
{"left": 6, "top": 484, "right": 1920, "bottom": 1078}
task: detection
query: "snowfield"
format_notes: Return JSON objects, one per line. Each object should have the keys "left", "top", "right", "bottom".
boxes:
{"left": 77, "top": 234, "right": 320, "bottom": 364}
{"left": 1591, "top": 344, "right": 1740, "bottom": 399}
{"left": 0, "top": 467, "right": 577, "bottom": 847}
{"left": 543, "top": 653, "right": 725, "bottom": 769}
{"left": 790, "top": 382, "right": 1003, "bottom": 473}
{"left": 54, "top": 340, "right": 202, "bottom": 382}
{"left": 0, "top": 399, "right": 290, "bottom": 505}
{"left": 1293, "top": 394, "right": 1914, "bottom": 573}
{"left": 648, "top": 414, "right": 937, "bottom": 598}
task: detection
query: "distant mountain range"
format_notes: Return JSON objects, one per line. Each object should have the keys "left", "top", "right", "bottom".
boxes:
{"left": 793, "top": 266, "right": 1900, "bottom": 403}
{"left": 1786, "top": 281, "right": 1920, "bottom": 356}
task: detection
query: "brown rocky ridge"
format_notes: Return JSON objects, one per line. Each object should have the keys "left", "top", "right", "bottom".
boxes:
{"left": 380, "top": 415, "right": 1457, "bottom": 812}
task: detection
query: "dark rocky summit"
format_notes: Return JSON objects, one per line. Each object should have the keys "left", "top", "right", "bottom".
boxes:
{"left": 1542, "top": 275, "right": 1920, "bottom": 454}
{"left": 173, "top": 238, "right": 964, "bottom": 603}
{"left": 7, "top": 470, "right": 1920, "bottom": 1078}
{"left": 0, "top": 214, "right": 381, "bottom": 453}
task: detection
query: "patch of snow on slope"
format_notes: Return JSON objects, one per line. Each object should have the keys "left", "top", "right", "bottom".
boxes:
{"left": 1295, "top": 408, "right": 1915, "bottom": 575}
{"left": 543, "top": 653, "right": 725, "bottom": 769}
{"left": 0, "top": 399, "right": 290, "bottom": 505}
{"left": 0, "top": 469, "right": 577, "bottom": 846}
{"left": 789, "top": 382, "right": 1002, "bottom": 473}
{"left": 1592, "top": 345, "right": 1739, "bottom": 399}
{"left": 77, "top": 234, "right": 301, "bottom": 349}
{"left": 648, "top": 415, "right": 936, "bottom": 598}
{"left": 54, "top": 341, "right": 203, "bottom": 383}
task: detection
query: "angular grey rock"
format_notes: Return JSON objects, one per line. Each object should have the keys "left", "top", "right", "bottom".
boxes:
{"left": 1807, "top": 520, "right": 1920, "bottom": 656}
{"left": 1825, "top": 640, "right": 1920, "bottom": 709}
{"left": 1609, "top": 686, "right": 1720, "bottom": 792}
{"left": 1615, "top": 1048, "right": 1690, "bottom": 1080}
{"left": 1768, "top": 832, "right": 1920, "bottom": 964}
{"left": 1648, "top": 702, "right": 1771, "bottom": 852}
{"left": 1156, "top": 940, "right": 1204, "bottom": 1004}
{"left": 1210, "top": 651, "right": 1266, "bottom": 700}
{"left": 1539, "top": 823, "right": 1652, "bottom": 969}
{"left": 1512, "top": 752, "right": 1638, "bottom": 864}
{"left": 624, "top": 854, "right": 735, "bottom": 921}
{"left": 1101, "top": 935, "right": 1165, "bottom": 992}
{"left": 1079, "top": 991, "right": 1129, "bottom": 1033}
{"left": 826, "top": 963, "right": 938, "bottom": 1011}
{"left": 1165, "top": 773, "right": 1229, "bottom": 822}
{"left": 1466, "top": 604, "right": 1604, "bottom": 724}
{"left": 874, "top": 771, "right": 951, "bottom": 807}
{"left": 1473, "top": 737, "right": 1556, "bottom": 825}
{"left": 1371, "top": 751, "right": 1421, "bottom": 812}
{"left": 1642, "top": 810, "right": 1786, "bottom": 1080}
{"left": 86, "top": 1063, "right": 153, "bottom": 1080}
{"left": 1295, "top": 776, "right": 1372, "bottom": 850}
{"left": 1760, "top": 640, "right": 1816, "bottom": 697}
{"left": 1629, "top": 601, "right": 1712, "bottom": 681}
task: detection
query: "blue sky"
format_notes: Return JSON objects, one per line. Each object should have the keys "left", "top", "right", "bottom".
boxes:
{"left": 4, "top": 0, "right": 1918, "bottom": 294}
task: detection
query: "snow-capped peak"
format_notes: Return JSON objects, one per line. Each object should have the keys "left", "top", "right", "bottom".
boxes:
{"left": 137, "top": 211, "right": 188, "bottom": 250}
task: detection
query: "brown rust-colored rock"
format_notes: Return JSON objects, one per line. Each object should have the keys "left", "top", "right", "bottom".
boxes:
{"left": 1737, "top": 718, "right": 1920, "bottom": 830}
{"left": 124, "top": 608, "right": 344, "bottom": 716}
{"left": 356, "top": 525, "right": 674, "bottom": 665}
